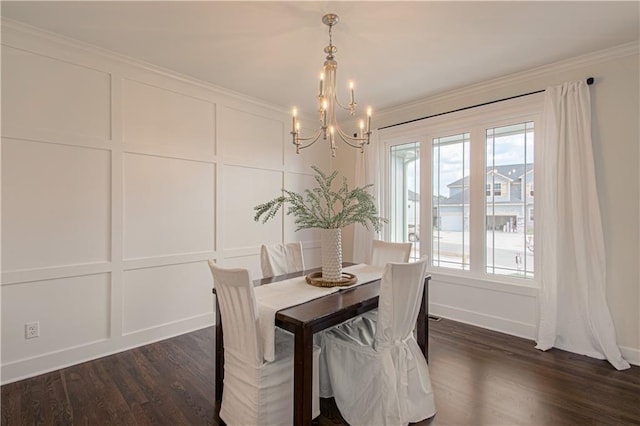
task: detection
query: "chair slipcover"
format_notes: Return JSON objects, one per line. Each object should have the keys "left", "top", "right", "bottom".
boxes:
{"left": 370, "top": 239, "right": 412, "bottom": 267}
{"left": 209, "top": 261, "right": 320, "bottom": 425}
{"left": 321, "top": 260, "right": 436, "bottom": 425}
{"left": 319, "top": 240, "right": 412, "bottom": 398}
{"left": 359, "top": 239, "right": 414, "bottom": 323}
{"left": 260, "top": 242, "right": 305, "bottom": 278}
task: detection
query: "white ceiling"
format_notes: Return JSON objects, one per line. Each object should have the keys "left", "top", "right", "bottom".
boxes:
{"left": 2, "top": 1, "right": 639, "bottom": 116}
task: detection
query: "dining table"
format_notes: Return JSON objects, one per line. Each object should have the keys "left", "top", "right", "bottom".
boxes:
{"left": 212, "top": 262, "right": 431, "bottom": 426}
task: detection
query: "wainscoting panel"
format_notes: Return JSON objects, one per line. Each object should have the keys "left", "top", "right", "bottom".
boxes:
{"left": 1, "top": 273, "right": 111, "bottom": 364}
{"left": 1, "top": 138, "right": 111, "bottom": 271}
{"left": 218, "top": 106, "right": 283, "bottom": 167}
{"left": 1, "top": 45, "right": 111, "bottom": 143}
{"left": 122, "top": 79, "right": 216, "bottom": 158}
{"left": 122, "top": 153, "right": 215, "bottom": 260}
{"left": 122, "top": 262, "right": 212, "bottom": 335}
{"left": 221, "top": 165, "right": 282, "bottom": 250}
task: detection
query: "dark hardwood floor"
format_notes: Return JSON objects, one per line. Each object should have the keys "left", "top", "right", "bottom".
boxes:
{"left": 2, "top": 318, "right": 639, "bottom": 425}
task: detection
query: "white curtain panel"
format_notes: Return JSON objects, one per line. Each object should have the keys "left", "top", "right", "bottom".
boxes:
{"left": 353, "top": 134, "right": 381, "bottom": 263}
{"left": 536, "top": 81, "right": 629, "bottom": 370}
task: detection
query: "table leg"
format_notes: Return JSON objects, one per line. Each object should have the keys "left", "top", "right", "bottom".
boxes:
{"left": 214, "top": 292, "right": 224, "bottom": 407}
{"left": 416, "top": 277, "right": 430, "bottom": 362}
{"left": 293, "top": 325, "right": 314, "bottom": 426}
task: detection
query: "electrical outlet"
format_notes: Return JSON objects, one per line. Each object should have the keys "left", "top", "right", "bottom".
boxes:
{"left": 25, "top": 322, "right": 39, "bottom": 339}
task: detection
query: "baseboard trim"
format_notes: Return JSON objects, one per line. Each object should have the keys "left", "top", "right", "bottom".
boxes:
{"left": 620, "top": 345, "right": 640, "bottom": 367}
{"left": 430, "top": 302, "right": 537, "bottom": 341}
{"left": 1, "top": 316, "right": 214, "bottom": 385}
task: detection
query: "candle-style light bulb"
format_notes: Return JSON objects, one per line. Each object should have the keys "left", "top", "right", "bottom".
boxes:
{"left": 322, "top": 100, "right": 328, "bottom": 127}
{"left": 366, "top": 107, "right": 372, "bottom": 133}
{"left": 359, "top": 119, "right": 365, "bottom": 138}
{"left": 349, "top": 81, "right": 355, "bottom": 104}
{"left": 292, "top": 107, "right": 297, "bottom": 133}
{"left": 319, "top": 73, "right": 325, "bottom": 97}
{"left": 330, "top": 125, "right": 336, "bottom": 156}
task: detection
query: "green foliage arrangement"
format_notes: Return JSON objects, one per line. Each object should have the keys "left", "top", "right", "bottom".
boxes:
{"left": 254, "top": 166, "right": 386, "bottom": 232}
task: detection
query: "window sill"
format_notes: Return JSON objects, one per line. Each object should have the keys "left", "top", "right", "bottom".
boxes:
{"left": 425, "top": 268, "right": 538, "bottom": 297}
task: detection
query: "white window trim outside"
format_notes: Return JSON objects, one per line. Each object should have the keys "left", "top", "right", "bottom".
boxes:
{"left": 378, "top": 93, "right": 543, "bottom": 288}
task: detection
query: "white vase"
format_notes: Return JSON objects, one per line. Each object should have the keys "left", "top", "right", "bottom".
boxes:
{"left": 321, "top": 228, "right": 343, "bottom": 281}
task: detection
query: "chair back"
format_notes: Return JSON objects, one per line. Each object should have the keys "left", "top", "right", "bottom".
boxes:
{"left": 260, "top": 242, "right": 305, "bottom": 278}
{"left": 370, "top": 239, "right": 412, "bottom": 267}
{"left": 208, "top": 261, "right": 262, "bottom": 366}
{"left": 376, "top": 259, "right": 428, "bottom": 344}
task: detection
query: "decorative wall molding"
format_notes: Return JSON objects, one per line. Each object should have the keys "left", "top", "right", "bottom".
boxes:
{"left": 1, "top": 16, "right": 327, "bottom": 385}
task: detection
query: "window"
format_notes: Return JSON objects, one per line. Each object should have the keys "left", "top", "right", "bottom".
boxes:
{"left": 389, "top": 142, "right": 420, "bottom": 261}
{"left": 432, "top": 133, "right": 470, "bottom": 270}
{"left": 486, "top": 122, "right": 534, "bottom": 278}
{"left": 381, "top": 95, "right": 540, "bottom": 282}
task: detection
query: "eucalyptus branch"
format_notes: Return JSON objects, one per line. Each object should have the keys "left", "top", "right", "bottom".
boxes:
{"left": 253, "top": 166, "right": 387, "bottom": 232}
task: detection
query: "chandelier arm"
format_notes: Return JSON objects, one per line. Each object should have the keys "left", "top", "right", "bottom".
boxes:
{"left": 293, "top": 129, "right": 323, "bottom": 149}
{"left": 334, "top": 125, "right": 367, "bottom": 147}
{"left": 333, "top": 96, "right": 353, "bottom": 112}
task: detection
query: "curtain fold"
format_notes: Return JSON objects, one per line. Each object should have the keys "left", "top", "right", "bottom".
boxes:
{"left": 353, "top": 134, "right": 380, "bottom": 264}
{"left": 536, "top": 81, "right": 629, "bottom": 370}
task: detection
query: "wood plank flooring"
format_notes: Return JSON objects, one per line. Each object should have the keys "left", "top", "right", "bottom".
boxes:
{"left": 2, "top": 318, "right": 639, "bottom": 425}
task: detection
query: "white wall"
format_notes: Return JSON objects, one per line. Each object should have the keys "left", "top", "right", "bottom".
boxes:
{"left": 0, "top": 21, "right": 330, "bottom": 383}
{"left": 340, "top": 43, "right": 640, "bottom": 365}
{"left": 2, "top": 22, "right": 637, "bottom": 384}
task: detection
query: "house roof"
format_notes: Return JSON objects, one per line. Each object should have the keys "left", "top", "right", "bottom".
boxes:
{"left": 447, "top": 164, "right": 533, "bottom": 188}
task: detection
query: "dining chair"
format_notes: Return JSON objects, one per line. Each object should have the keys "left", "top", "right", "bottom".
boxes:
{"left": 370, "top": 239, "right": 412, "bottom": 267}
{"left": 320, "top": 259, "right": 435, "bottom": 425}
{"left": 260, "top": 242, "right": 305, "bottom": 278}
{"left": 208, "top": 260, "right": 320, "bottom": 425}
{"left": 359, "top": 239, "right": 414, "bottom": 324}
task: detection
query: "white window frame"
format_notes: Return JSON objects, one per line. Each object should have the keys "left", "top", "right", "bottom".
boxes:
{"left": 378, "top": 94, "right": 543, "bottom": 288}
{"left": 380, "top": 134, "right": 428, "bottom": 244}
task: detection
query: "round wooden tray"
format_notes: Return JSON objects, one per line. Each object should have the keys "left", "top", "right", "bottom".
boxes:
{"left": 305, "top": 271, "right": 357, "bottom": 288}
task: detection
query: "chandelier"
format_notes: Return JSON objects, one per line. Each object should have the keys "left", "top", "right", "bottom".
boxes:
{"left": 291, "top": 13, "right": 372, "bottom": 157}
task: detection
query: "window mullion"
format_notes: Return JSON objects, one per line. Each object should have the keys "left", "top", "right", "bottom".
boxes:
{"left": 469, "top": 126, "right": 485, "bottom": 274}
{"left": 420, "top": 135, "right": 430, "bottom": 263}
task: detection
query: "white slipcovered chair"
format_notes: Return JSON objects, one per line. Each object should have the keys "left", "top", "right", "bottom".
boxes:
{"left": 370, "top": 239, "right": 412, "bottom": 267}
{"left": 208, "top": 261, "right": 320, "bottom": 425}
{"left": 358, "top": 239, "right": 413, "bottom": 324}
{"left": 260, "top": 242, "right": 305, "bottom": 278}
{"left": 321, "top": 259, "right": 436, "bottom": 425}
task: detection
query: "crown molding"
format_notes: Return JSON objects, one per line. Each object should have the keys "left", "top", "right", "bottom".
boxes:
{"left": 1, "top": 18, "right": 291, "bottom": 116}
{"left": 378, "top": 41, "right": 639, "bottom": 119}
